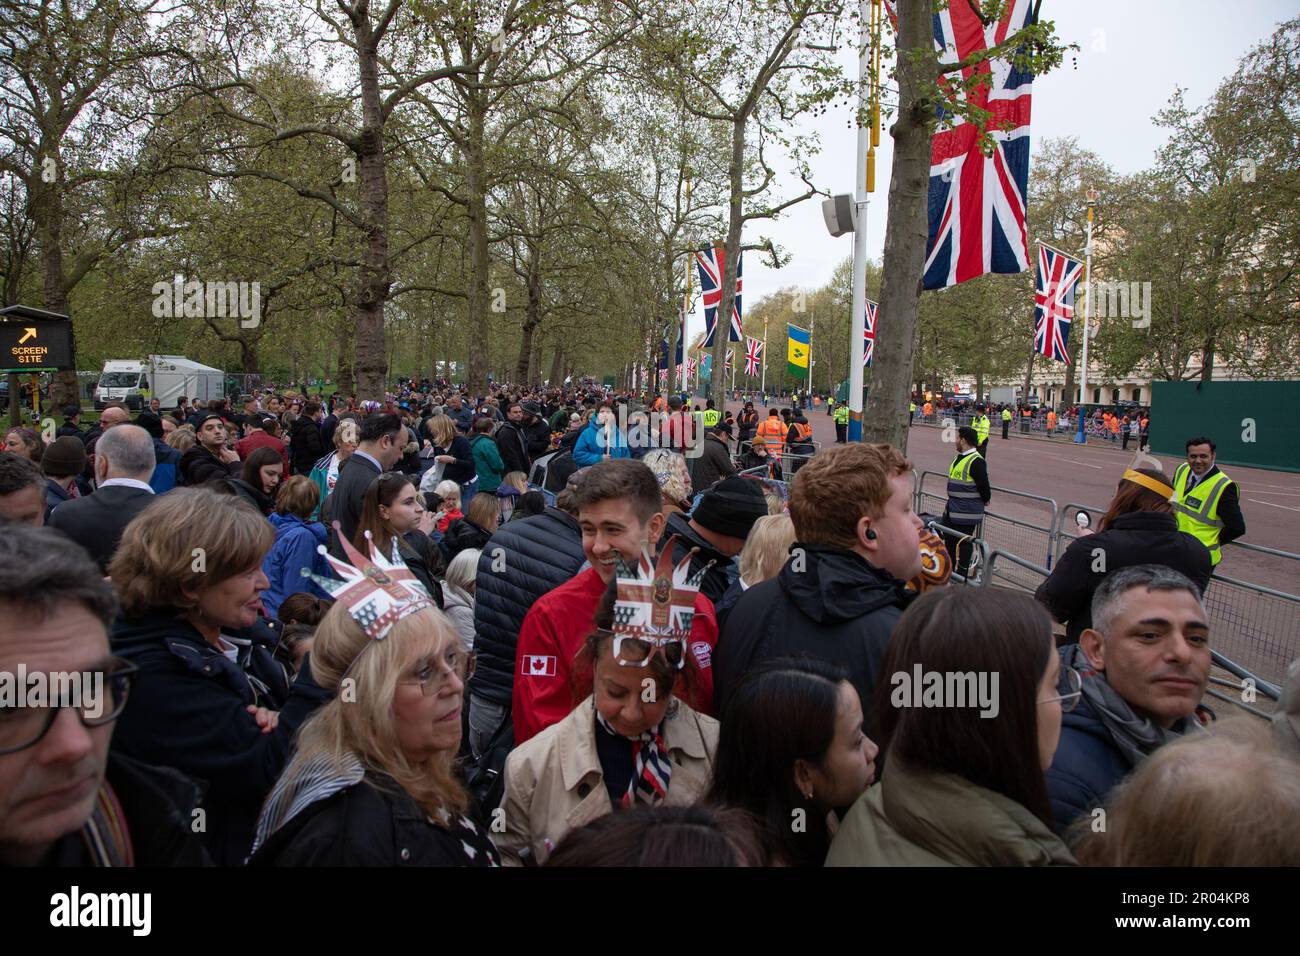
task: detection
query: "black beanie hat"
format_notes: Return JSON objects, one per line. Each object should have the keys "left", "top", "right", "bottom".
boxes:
{"left": 692, "top": 476, "right": 768, "bottom": 540}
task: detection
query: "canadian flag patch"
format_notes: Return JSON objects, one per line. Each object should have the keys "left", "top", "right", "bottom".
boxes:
{"left": 521, "top": 655, "right": 557, "bottom": 677}
{"left": 691, "top": 642, "right": 712, "bottom": 669}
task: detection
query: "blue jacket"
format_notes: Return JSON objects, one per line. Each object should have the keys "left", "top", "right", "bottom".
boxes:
{"left": 262, "top": 512, "right": 331, "bottom": 619}
{"left": 150, "top": 437, "right": 182, "bottom": 493}
{"left": 572, "top": 417, "right": 631, "bottom": 466}
{"left": 1044, "top": 653, "right": 1132, "bottom": 835}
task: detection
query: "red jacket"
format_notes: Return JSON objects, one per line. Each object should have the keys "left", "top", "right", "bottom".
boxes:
{"left": 511, "top": 566, "right": 718, "bottom": 745}
{"left": 235, "top": 430, "right": 290, "bottom": 476}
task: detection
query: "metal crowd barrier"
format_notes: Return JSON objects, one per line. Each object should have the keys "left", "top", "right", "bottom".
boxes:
{"left": 924, "top": 519, "right": 990, "bottom": 587}
{"left": 986, "top": 548, "right": 1051, "bottom": 594}
{"left": 916, "top": 470, "right": 1059, "bottom": 574}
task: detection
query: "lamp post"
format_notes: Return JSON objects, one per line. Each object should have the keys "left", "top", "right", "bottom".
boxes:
{"left": 1074, "top": 188, "right": 1097, "bottom": 444}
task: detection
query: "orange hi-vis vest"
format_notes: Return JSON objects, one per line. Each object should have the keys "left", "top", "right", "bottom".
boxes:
{"left": 793, "top": 422, "right": 813, "bottom": 443}
{"left": 755, "top": 416, "right": 786, "bottom": 455}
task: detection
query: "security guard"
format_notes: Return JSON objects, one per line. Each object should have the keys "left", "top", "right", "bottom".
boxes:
{"left": 1171, "top": 436, "right": 1246, "bottom": 566}
{"left": 1001, "top": 405, "right": 1012, "bottom": 439}
{"left": 788, "top": 413, "right": 815, "bottom": 473}
{"left": 755, "top": 408, "right": 787, "bottom": 475}
{"left": 833, "top": 402, "right": 849, "bottom": 444}
{"left": 909, "top": 400, "right": 917, "bottom": 421}
{"left": 942, "top": 426, "right": 991, "bottom": 578}
{"left": 972, "top": 405, "right": 991, "bottom": 457}
{"left": 701, "top": 398, "right": 721, "bottom": 429}
{"left": 826, "top": 395, "right": 835, "bottom": 417}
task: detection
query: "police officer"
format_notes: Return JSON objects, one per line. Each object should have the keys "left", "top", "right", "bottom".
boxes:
{"left": 942, "top": 425, "right": 991, "bottom": 578}
{"left": 1001, "top": 404, "right": 1013, "bottom": 439}
{"left": 833, "top": 402, "right": 849, "bottom": 443}
{"left": 972, "top": 405, "right": 991, "bottom": 458}
{"left": 1171, "top": 436, "right": 1246, "bottom": 567}
{"left": 826, "top": 394, "right": 835, "bottom": 417}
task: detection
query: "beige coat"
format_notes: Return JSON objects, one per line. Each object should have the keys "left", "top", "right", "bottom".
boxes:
{"left": 493, "top": 695, "right": 718, "bottom": 865}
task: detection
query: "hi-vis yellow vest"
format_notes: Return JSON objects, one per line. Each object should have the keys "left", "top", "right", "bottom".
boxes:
{"left": 1172, "top": 463, "right": 1234, "bottom": 566}
{"left": 1001, "top": 409, "right": 1012, "bottom": 421}
{"left": 834, "top": 405, "right": 849, "bottom": 425}
{"left": 973, "top": 415, "right": 990, "bottom": 443}
{"left": 702, "top": 408, "right": 721, "bottom": 427}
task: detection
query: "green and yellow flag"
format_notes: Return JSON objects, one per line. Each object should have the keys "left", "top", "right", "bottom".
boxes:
{"left": 787, "top": 324, "right": 810, "bottom": 378}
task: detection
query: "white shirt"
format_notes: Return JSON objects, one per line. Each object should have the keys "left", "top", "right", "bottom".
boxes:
{"left": 97, "top": 477, "right": 155, "bottom": 493}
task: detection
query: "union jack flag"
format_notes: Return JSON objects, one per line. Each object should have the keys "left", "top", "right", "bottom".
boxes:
{"left": 892, "top": 0, "right": 1036, "bottom": 290}
{"left": 685, "top": 355, "right": 697, "bottom": 377}
{"left": 696, "top": 247, "right": 743, "bottom": 346}
{"left": 725, "top": 348, "right": 734, "bottom": 372}
{"left": 744, "top": 336, "right": 763, "bottom": 376}
{"left": 863, "top": 299, "right": 878, "bottom": 367}
{"left": 1033, "top": 243, "right": 1083, "bottom": 363}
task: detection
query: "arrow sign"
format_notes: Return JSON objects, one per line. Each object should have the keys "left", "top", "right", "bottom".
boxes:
{"left": 18, "top": 328, "right": 35, "bottom": 344}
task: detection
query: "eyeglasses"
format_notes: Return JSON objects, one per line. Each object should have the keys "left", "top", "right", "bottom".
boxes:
{"left": 611, "top": 634, "right": 688, "bottom": 670}
{"left": 1039, "top": 667, "right": 1083, "bottom": 712}
{"left": 402, "top": 648, "right": 474, "bottom": 696}
{"left": 0, "top": 659, "right": 138, "bottom": 755}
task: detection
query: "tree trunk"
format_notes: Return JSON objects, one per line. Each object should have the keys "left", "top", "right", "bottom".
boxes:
{"left": 863, "top": 0, "right": 934, "bottom": 453}
{"left": 464, "top": 95, "right": 491, "bottom": 394}
{"left": 350, "top": 26, "right": 391, "bottom": 401}
{"left": 1020, "top": 343, "right": 1036, "bottom": 407}
{"left": 548, "top": 343, "right": 564, "bottom": 385}
{"left": 32, "top": 145, "right": 79, "bottom": 411}
{"left": 710, "top": 116, "right": 746, "bottom": 408}
{"left": 336, "top": 310, "right": 355, "bottom": 396}
{"left": 515, "top": 252, "right": 541, "bottom": 382}
{"left": 1199, "top": 331, "right": 1215, "bottom": 382}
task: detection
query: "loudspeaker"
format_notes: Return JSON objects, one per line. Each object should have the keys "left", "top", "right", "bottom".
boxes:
{"left": 821, "top": 194, "right": 857, "bottom": 237}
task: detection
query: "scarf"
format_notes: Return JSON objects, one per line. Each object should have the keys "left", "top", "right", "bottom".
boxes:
{"left": 80, "top": 780, "right": 134, "bottom": 866}
{"left": 595, "top": 710, "right": 672, "bottom": 807}
{"left": 1062, "top": 643, "right": 1204, "bottom": 768}
{"left": 251, "top": 750, "right": 366, "bottom": 856}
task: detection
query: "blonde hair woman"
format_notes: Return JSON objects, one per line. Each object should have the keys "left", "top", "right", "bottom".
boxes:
{"left": 250, "top": 583, "right": 498, "bottom": 865}
{"left": 714, "top": 514, "right": 796, "bottom": 628}
{"left": 641, "top": 449, "right": 692, "bottom": 514}
{"left": 108, "top": 487, "right": 322, "bottom": 865}
{"left": 165, "top": 424, "right": 196, "bottom": 452}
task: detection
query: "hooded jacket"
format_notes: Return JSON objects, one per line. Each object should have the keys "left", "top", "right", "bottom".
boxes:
{"left": 494, "top": 421, "right": 531, "bottom": 475}
{"left": 688, "top": 432, "right": 736, "bottom": 492}
{"left": 262, "top": 511, "right": 331, "bottom": 618}
{"left": 442, "top": 583, "right": 476, "bottom": 649}
{"left": 656, "top": 511, "right": 734, "bottom": 607}
{"left": 179, "top": 443, "right": 240, "bottom": 486}
{"left": 289, "top": 414, "right": 326, "bottom": 475}
{"left": 714, "top": 545, "right": 914, "bottom": 723}
{"left": 1035, "top": 512, "right": 1212, "bottom": 640}
{"left": 468, "top": 433, "right": 505, "bottom": 493}
{"left": 109, "top": 611, "right": 331, "bottom": 864}
{"left": 826, "top": 757, "right": 1075, "bottom": 867}
{"left": 470, "top": 507, "right": 587, "bottom": 708}
{"left": 572, "top": 416, "right": 631, "bottom": 466}
{"left": 444, "top": 516, "right": 494, "bottom": 560}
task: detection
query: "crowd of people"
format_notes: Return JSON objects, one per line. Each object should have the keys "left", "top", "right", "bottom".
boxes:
{"left": 0, "top": 377, "right": 1295, "bottom": 869}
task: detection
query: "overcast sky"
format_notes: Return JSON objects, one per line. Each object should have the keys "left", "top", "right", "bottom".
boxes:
{"left": 684, "top": 0, "right": 1295, "bottom": 344}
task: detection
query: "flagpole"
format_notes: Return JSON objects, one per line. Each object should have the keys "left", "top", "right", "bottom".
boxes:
{"left": 808, "top": 307, "right": 815, "bottom": 402}
{"left": 848, "top": 0, "right": 880, "bottom": 442}
{"left": 681, "top": 249, "right": 694, "bottom": 394}
{"left": 1075, "top": 190, "right": 1096, "bottom": 444}
{"left": 761, "top": 316, "right": 768, "bottom": 396}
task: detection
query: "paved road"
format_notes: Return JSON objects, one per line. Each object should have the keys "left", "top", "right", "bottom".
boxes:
{"left": 723, "top": 398, "right": 1298, "bottom": 690}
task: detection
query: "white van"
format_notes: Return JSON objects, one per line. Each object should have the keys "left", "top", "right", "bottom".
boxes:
{"left": 94, "top": 356, "right": 224, "bottom": 410}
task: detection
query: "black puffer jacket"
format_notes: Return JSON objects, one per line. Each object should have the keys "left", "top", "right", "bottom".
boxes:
{"left": 468, "top": 507, "right": 586, "bottom": 706}
{"left": 444, "top": 517, "right": 494, "bottom": 559}
{"left": 714, "top": 545, "right": 914, "bottom": 725}
{"left": 290, "top": 415, "right": 326, "bottom": 475}
{"left": 110, "top": 612, "right": 331, "bottom": 865}
{"left": 1035, "top": 512, "right": 1212, "bottom": 641}
{"left": 249, "top": 772, "right": 499, "bottom": 867}
{"left": 657, "top": 511, "right": 734, "bottom": 606}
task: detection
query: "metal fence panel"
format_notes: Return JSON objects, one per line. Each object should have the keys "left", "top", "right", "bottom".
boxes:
{"left": 917, "top": 470, "right": 1057, "bottom": 572}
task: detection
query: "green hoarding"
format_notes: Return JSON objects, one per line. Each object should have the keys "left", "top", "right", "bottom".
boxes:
{"left": 1150, "top": 381, "right": 1300, "bottom": 473}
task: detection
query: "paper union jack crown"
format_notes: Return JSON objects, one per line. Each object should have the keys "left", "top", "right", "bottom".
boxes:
{"left": 301, "top": 525, "right": 435, "bottom": 640}
{"left": 610, "top": 537, "right": 711, "bottom": 643}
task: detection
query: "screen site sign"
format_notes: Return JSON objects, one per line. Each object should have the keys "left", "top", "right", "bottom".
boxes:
{"left": 0, "top": 318, "right": 74, "bottom": 373}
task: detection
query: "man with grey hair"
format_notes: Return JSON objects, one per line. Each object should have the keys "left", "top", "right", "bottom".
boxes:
{"left": 0, "top": 525, "right": 207, "bottom": 866}
{"left": 48, "top": 425, "right": 158, "bottom": 572}
{"left": 0, "top": 452, "right": 47, "bottom": 526}
{"left": 1045, "top": 564, "right": 1212, "bottom": 834}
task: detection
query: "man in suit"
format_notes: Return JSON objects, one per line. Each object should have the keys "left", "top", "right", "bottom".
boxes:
{"left": 48, "top": 425, "right": 158, "bottom": 572}
{"left": 325, "top": 412, "right": 405, "bottom": 557}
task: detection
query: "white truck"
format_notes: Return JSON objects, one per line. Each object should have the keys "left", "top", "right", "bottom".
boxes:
{"left": 94, "top": 355, "right": 224, "bottom": 410}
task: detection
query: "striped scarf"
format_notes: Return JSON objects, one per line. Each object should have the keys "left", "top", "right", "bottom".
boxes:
{"left": 595, "top": 711, "right": 672, "bottom": 807}
{"left": 251, "top": 750, "right": 366, "bottom": 856}
{"left": 81, "top": 781, "right": 134, "bottom": 866}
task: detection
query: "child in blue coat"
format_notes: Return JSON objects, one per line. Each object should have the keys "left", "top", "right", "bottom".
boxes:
{"left": 261, "top": 476, "right": 332, "bottom": 619}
